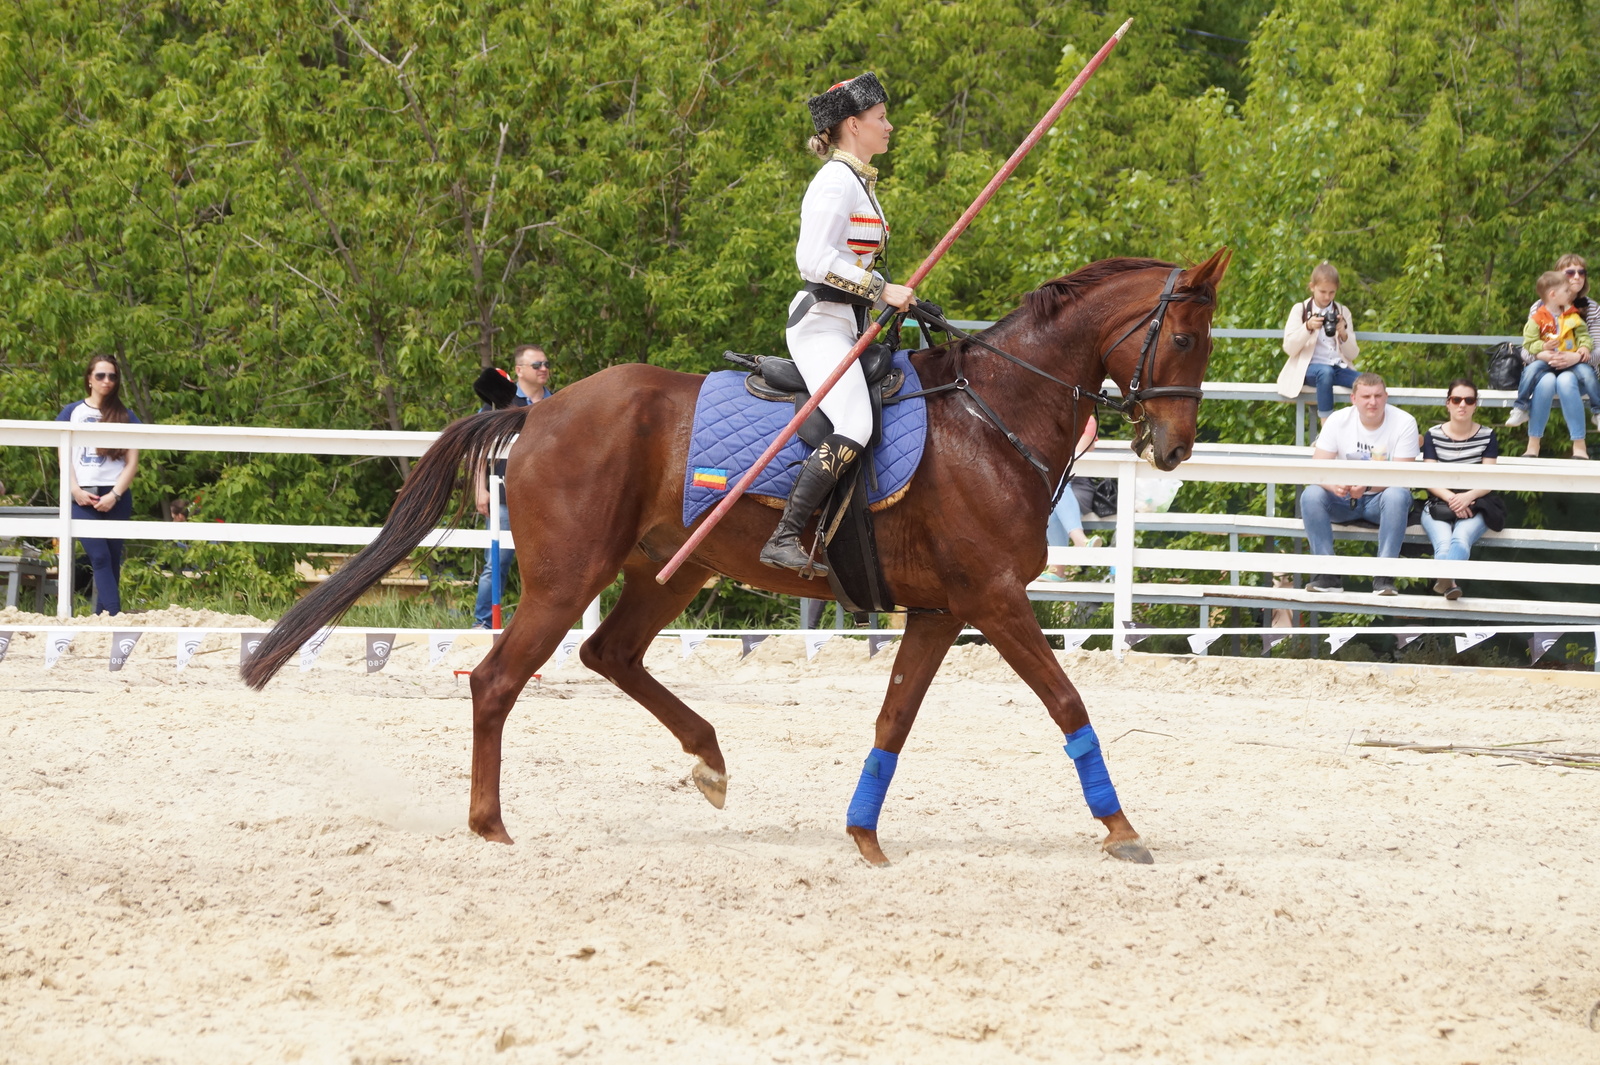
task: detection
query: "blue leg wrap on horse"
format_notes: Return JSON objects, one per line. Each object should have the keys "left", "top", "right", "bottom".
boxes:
{"left": 846, "top": 748, "right": 899, "bottom": 830}
{"left": 1064, "top": 724, "right": 1121, "bottom": 818}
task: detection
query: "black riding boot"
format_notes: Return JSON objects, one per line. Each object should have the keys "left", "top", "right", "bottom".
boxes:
{"left": 759, "top": 434, "right": 861, "bottom": 577}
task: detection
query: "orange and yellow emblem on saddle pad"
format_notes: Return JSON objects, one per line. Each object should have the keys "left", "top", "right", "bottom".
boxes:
{"left": 692, "top": 467, "right": 729, "bottom": 491}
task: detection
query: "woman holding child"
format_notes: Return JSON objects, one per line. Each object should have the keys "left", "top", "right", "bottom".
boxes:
{"left": 1508, "top": 254, "right": 1600, "bottom": 459}
{"left": 1420, "top": 378, "right": 1504, "bottom": 599}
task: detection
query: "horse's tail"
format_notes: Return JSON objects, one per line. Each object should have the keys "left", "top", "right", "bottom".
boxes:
{"left": 240, "top": 407, "right": 530, "bottom": 690}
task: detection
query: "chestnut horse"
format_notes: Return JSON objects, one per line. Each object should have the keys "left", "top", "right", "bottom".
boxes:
{"left": 242, "top": 251, "right": 1230, "bottom": 865}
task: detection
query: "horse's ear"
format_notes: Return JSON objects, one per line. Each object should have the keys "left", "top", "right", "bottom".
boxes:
{"left": 1182, "top": 247, "right": 1231, "bottom": 294}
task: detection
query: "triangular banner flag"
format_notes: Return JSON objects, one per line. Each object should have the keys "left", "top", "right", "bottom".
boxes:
{"left": 0, "top": 631, "right": 12, "bottom": 664}
{"left": 1394, "top": 631, "right": 1422, "bottom": 651}
{"left": 680, "top": 631, "right": 708, "bottom": 660}
{"left": 44, "top": 630, "right": 74, "bottom": 669}
{"left": 1455, "top": 630, "right": 1494, "bottom": 654}
{"left": 1325, "top": 628, "right": 1358, "bottom": 654}
{"left": 548, "top": 633, "right": 582, "bottom": 671}
{"left": 239, "top": 632, "right": 266, "bottom": 666}
{"left": 804, "top": 632, "right": 833, "bottom": 660}
{"left": 1260, "top": 631, "right": 1287, "bottom": 655}
{"left": 739, "top": 634, "right": 768, "bottom": 660}
{"left": 109, "top": 631, "right": 142, "bottom": 672}
{"left": 176, "top": 633, "right": 204, "bottom": 671}
{"left": 867, "top": 634, "right": 897, "bottom": 659}
{"left": 1060, "top": 630, "right": 1090, "bottom": 652}
{"left": 299, "top": 625, "right": 334, "bottom": 672}
{"left": 1186, "top": 632, "right": 1219, "bottom": 656}
{"left": 366, "top": 632, "right": 397, "bottom": 673}
{"left": 1529, "top": 631, "right": 1563, "bottom": 665}
{"left": 1122, "top": 622, "right": 1151, "bottom": 647}
{"left": 428, "top": 631, "right": 457, "bottom": 665}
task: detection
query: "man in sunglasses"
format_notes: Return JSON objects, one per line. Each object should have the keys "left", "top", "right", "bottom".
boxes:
{"left": 472, "top": 345, "right": 553, "bottom": 628}
{"left": 1300, "top": 373, "right": 1419, "bottom": 595}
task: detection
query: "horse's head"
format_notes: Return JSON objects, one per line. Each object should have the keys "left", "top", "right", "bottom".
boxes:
{"left": 1099, "top": 249, "right": 1231, "bottom": 471}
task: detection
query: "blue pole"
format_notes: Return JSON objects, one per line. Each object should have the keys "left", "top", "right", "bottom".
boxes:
{"left": 489, "top": 473, "right": 503, "bottom": 629}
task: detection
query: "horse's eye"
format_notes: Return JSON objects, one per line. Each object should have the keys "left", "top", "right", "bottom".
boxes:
{"left": 1172, "top": 334, "right": 1192, "bottom": 349}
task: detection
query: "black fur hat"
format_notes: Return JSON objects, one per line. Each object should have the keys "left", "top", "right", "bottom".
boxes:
{"left": 473, "top": 366, "right": 519, "bottom": 409}
{"left": 807, "top": 72, "right": 889, "bottom": 134}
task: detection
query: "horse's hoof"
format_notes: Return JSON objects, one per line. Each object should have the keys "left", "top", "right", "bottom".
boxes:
{"left": 847, "top": 826, "right": 891, "bottom": 867}
{"left": 1103, "top": 836, "right": 1154, "bottom": 864}
{"left": 691, "top": 758, "right": 728, "bottom": 810}
{"left": 471, "top": 820, "right": 515, "bottom": 845}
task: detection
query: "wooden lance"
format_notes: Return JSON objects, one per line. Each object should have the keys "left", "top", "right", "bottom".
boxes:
{"left": 658, "top": 17, "right": 1134, "bottom": 584}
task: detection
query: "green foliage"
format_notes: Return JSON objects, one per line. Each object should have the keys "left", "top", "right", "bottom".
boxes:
{"left": 5, "top": 0, "right": 1600, "bottom": 627}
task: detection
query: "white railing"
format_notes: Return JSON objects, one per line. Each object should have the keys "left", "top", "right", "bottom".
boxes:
{"left": 5, "top": 418, "right": 1600, "bottom": 652}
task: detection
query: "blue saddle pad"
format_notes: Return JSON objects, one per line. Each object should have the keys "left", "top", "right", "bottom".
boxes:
{"left": 683, "top": 350, "right": 929, "bottom": 527}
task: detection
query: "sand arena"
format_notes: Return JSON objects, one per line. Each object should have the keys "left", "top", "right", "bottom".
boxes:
{"left": 2, "top": 606, "right": 1598, "bottom": 1063}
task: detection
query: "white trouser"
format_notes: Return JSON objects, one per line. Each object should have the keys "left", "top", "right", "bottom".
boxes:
{"left": 784, "top": 295, "right": 873, "bottom": 447}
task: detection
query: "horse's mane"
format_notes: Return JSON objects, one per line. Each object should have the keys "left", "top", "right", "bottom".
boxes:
{"left": 986, "top": 257, "right": 1212, "bottom": 335}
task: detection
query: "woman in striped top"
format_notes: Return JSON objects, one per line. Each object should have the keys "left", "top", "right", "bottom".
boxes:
{"left": 1420, "top": 378, "right": 1501, "bottom": 599}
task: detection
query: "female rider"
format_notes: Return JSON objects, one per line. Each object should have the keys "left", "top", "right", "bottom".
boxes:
{"left": 759, "top": 72, "right": 915, "bottom": 576}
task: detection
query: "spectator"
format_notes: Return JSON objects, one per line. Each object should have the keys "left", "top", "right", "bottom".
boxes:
{"left": 1277, "top": 262, "right": 1360, "bottom": 425}
{"left": 1039, "top": 479, "right": 1106, "bottom": 582}
{"left": 1518, "top": 269, "right": 1594, "bottom": 458}
{"left": 1507, "top": 254, "right": 1600, "bottom": 430}
{"left": 1420, "top": 378, "right": 1503, "bottom": 600}
{"left": 472, "top": 345, "right": 553, "bottom": 628}
{"left": 55, "top": 355, "right": 141, "bottom": 615}
{"left": 1300, "top": 372, "right": 1419, "bottom": 595}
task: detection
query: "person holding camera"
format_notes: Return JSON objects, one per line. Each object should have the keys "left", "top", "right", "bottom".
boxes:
{"left": 1277, "top": 262, "right": 1360, "bottom": 425}
{"left": 1420, "top": 378, "right": 1503, "bottom": 599}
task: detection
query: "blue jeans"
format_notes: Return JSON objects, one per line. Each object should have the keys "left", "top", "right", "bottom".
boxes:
{"left": 1512, "top": 360, "right": 1549, "bottom": 412}
{"left": 474, "top": 546, "right": 515, "bottom": 627}
{"left": 1047, "top": 488, "right": 1084, "bottom": 546}
{"left": 1299, "top": 484, "right": 1411, "bottom": 559}
{"left": 1419, "top": 507, "right": 1488, "bottom": 562}
{"left": 1528, "top": 368, "right": 1590, "bottom": 440}
{"left": 1303, "top": 362, "right": 1361, "bottom": 418}
{"left": 72, "top": 487, "right": 133, "bottom": 615}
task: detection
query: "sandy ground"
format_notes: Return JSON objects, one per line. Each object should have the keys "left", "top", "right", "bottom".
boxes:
{"left": 3, "top": 607, "right": 1599, "bottom": 1064}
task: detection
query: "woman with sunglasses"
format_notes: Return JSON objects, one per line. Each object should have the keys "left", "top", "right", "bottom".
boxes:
{"left": 1420, "top": 378, "right": 1504, "bottom": 599}
{"left": 54, "top": 356, "right": 141, "bottom": 614}
{"left": 1508, "top": 254, "right": 1600, "bottom": 453}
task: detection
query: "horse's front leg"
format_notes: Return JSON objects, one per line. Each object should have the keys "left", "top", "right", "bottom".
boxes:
{"left": 846, "top": 611, "right": 965, "bottom": 866}
{"left": 966, "top": 592, "right": 1153, "bottom": 864}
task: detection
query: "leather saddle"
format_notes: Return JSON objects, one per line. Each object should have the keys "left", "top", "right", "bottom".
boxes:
{"left": 724, "top": 345, "right": 904, "bottom": 448}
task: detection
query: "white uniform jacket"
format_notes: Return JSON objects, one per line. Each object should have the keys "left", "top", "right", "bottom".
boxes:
{"left": 794, "top": 150, "right": 889, "bottom": 310}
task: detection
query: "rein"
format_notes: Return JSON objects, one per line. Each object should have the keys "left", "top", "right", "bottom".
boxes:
{"left": 892, "top": 268, "right": 1204, "bottom": 502}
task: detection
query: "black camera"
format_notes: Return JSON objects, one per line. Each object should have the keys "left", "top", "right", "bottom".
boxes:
{"left": 1322, "top": 304, "right": 1339, "bottom": 338}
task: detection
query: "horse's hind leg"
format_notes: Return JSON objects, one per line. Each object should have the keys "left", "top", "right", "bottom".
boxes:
{"left": 579, "top": 558, "right": 731, "bottom": 808}
{"left": 846, "top": 611, "right": 965, "bottom": 867}
{"left": 965, "top": 591, "right": 1153, "bottom": 864}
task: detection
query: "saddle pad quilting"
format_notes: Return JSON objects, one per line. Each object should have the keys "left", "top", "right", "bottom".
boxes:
{"left": 683, "top": 350, "right": 928, "bottom": 527}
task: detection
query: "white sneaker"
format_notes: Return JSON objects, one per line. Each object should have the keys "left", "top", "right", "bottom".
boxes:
{"left": 1506, "top": 408, "right": 1529, "bottom": 428}
{"left": 1592, "top": 410, "right": 1600, "bottom": 432}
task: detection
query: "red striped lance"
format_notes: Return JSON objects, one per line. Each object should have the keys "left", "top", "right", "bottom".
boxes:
{"left": 657, "top": 17, "right": 1135, "bottom": 585}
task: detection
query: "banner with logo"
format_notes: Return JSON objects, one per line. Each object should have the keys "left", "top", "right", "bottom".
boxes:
{"left": 109, "top": 631, "right": 142, "bottom": 672}
{"left": 1186, "top": 632, "right": 1220, "bottom": 655}
{"left": 176, "top": 633, "right": 204, "bottom": 671}
{"left": 804, "top": 632, "right": 833, "bottom": 660}
{"left": 299, "top": 626, "right": 334, "bottom": 672}
{"left": 1325, "top": 629, "right": 1358, "bottom": 654}
{"left": 1060, "top": 631, "right": 1090, "bottom": 652}
{"left": 429, "top": 632, "right": 458, "bottom": 665}
{"left": 44, "top": 630, "right": 74, "bottom": 669}
{"left": 739, "top": 634, "right": 768, "bottom": 660}
{"left": 1260, "top": 631, "right": 1287, "bottom": 655}
{"left": 1455, "top": 630, "right": 1494, "bottom": 654}
{"left": 239, "top": 632, "right": 266, "bottom": 666}
{"left": 0, "top": 631, "right": 12, "bottom": 664}
{"left": 1528, "top": 632, "right": 1562, "bottom": 665}
{"left": 548, "top": 633, "right": 582, "bottom": 671}
{"left": 680, "top": 632, "right": 708, "bottom": 660}
{"left": 366, "top": 633, "right": 396, "bottom": 673}
{"left": 1394, "top": 631, "right": 1422, "bottom": 651}
{"left": 867, "top": 634, "right": 897, "bottom": 659}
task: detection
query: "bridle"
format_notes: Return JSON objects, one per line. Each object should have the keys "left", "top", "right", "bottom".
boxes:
{"left": 892, "top": 266, "right": 1207, "bottom": 502}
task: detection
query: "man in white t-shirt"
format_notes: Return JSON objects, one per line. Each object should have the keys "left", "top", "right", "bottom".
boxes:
{"left": 1300, "top": 373, "right": 1419, "bottom": 595}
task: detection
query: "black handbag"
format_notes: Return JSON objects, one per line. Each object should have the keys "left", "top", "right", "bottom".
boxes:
{"left": 1486, "top": 342, "right": 1522, "bottom": 391}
